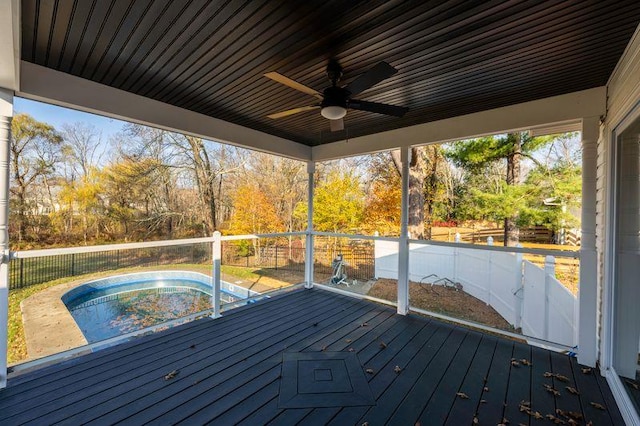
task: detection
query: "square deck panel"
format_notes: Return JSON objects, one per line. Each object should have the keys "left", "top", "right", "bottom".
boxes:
{"left": 278, "top": 351, "right": 376, "bottom": 408}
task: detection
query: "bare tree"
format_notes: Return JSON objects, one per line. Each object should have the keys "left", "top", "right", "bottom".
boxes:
{"left": 61, "top": 122, "right": 103, "bottom": 180}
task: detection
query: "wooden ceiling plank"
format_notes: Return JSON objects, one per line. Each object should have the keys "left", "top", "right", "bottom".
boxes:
{"left": 202, "top": 0, "right": 589, "bottom": 118}
{"left": 213, "top": 21, "right": 630, "bottom": 122}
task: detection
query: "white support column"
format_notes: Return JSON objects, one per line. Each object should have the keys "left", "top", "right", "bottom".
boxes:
{"left": 397, "top": 147, "right": 410, "bottom": 315}
{"left": 305, "top": 161, "right": 315, "bottom": 289}
{"left": 211, "top": 231, "right": 221, "bottom": 318}
{"left": 0, "top": 88, "right": 13, "bottom": 388}
{"left": 578, "top": 116, "right": 599, "bottom": 367}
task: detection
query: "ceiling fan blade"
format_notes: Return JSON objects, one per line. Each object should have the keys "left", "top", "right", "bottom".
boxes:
{"left": 267, "top": 105, "right": 319, "bottom": 119}
{"left": 264, "top": 72, "right": 323, "bottom": 99}
{"left": 345, "top": 61, "right": 398, "bottom": 96}
{"left": 330, "top": 118, "right": 344, "bottom": 132}
{"left": 349, "top": 99, "right": 409, "bottom": 117}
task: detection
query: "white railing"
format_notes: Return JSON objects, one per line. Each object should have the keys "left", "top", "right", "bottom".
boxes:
{"left": 373, "top": 238, "right": 579, "bottom": 347}
{"left": 5, "top": 229, "right": 581, "bottom": 378}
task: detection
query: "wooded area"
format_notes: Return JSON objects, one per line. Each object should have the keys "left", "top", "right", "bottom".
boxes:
{"left": 9, "top": 113, "right": 582, "bottom": 249}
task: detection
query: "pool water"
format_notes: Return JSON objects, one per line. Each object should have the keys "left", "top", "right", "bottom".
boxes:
{"left": 66, "top": 285, "right": 215, "bottom": 342}
{"left": 62, "top": 272, "right": 261, "bottom": 343}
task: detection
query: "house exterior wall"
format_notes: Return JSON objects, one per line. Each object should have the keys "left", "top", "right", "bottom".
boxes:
{"left": 593, "top": 23, "right": 640, "bottom": 425}
{"left": 599, "top": 25, "right": 640, "bottom": 364}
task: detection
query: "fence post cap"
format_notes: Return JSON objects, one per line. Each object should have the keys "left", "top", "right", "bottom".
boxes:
{"left": 213, "top": 231, "right": 222, "bottom": 238}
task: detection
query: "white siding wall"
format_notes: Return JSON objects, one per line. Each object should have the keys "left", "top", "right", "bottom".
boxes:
{"left": 599, "top": 25, "right": 640, "bottom": 362}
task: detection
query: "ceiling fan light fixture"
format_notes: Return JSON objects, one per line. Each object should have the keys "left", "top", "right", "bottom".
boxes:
{"left": 321, "top": 105, "right": 347, "bottom": 120}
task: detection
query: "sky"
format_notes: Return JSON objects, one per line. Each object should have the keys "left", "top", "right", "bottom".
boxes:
{"left": 14, "top": 97, "right": 127, "bottom": 143}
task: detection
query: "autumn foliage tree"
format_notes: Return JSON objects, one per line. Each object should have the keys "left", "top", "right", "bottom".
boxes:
{"left": 228, "top": 183, "right": 283, "bottom": 256}
{"left": 10, "top": 113, "right": 62, "bottom": 242}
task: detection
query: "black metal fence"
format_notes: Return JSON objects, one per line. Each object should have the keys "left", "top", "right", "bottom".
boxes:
{"left": 220, "top": 241, "right": 376, "bottom": 283}
{"left": 9, "top": 243, "right": 211, "bottom": 290}
{"left": 9, "top": 239, "right": 377, "bottom": 291}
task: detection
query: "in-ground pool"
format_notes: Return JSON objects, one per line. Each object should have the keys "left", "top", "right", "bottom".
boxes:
{"left": 62, "top": 271, "right": 262, "bottom": 343}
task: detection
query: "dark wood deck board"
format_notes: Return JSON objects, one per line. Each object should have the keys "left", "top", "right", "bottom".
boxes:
{"left": 474, "top": 337, "right": 515, "bottom": 424}
{"left": 549, "top": 350, "right": 583, "bottom": 417}
{"left": 326, "top": 317, "right": 432, "bottom": 426}
{"left": 529, "top": 345, "right": 556, "bottom": 423}
{"left": 445, "top": 334, "right": 498, "bottom": 425}
{"left": 503, "top": 342, "right": 533, "bottom": 425}
{"left": 169, "top": 309, "right": 395, "bottom": 425}
{"left": 356, "top": 324, "right": 457, "bottom": 425}
{"left": 571, "top": 358, "right": 613, "bottom": 425}
{"left": 67, "top": 296, "right": 379, "bottom": 424}
{"left": 0, "top": 288, "right": 624, "bottom": 425}
{"left": 595, "top": 367, "right": 627, "bottom": 425}
{"left": 415, "top": 331, "right": 483, "bottom": 425}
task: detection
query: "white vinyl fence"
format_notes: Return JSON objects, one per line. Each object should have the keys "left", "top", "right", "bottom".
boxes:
{"left": 374, "top": 240, "right": 577, "bottom": 347}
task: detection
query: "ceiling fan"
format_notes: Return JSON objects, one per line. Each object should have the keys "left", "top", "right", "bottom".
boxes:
{"left": 264, "top": 60, "right": 409, "bottom": 131}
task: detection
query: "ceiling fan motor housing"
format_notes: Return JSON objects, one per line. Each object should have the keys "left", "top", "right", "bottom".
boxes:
{"left": 322, "top": 86, "right": 349, "bottom": 108}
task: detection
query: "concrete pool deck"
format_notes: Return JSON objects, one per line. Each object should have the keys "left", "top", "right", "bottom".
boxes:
{"left": 21, "top": 280, "right": 88, "bottom": 360}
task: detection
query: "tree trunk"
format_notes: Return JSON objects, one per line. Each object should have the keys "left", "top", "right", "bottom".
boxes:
{"left": 504, "top": 133, "right": 522, "bottom": 247}
{"left": 424, "top": 146, "right": 440, "bottom": 239}
{"left": 408, "top": 165, "right": 425, "bottom": 239}
{"left": 391, "top": 148, "right": 428, "bottom": 239}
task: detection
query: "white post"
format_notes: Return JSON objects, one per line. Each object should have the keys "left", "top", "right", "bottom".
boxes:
{"left": 578, "top": 116, "right": 599, "bottom": 367}
{"left": 514, "top": 245, "right": 523, "bottom": 330}
{"left": 397, "top": 146, "right": 410, "bottom": 315}
{"left": 486, "top": 236, "right": 494, "bottom": 246}
{"left": 0, "top": 89, "right": 12, "bottom": 389}
{"left": 544, "top": 255, "right": 556, "bottom": 341}
{"left": 305, "top": 161, "right": 315, "bottom": 289}
{"left": 211, "top": 231, "right": 221, "bottom": 318}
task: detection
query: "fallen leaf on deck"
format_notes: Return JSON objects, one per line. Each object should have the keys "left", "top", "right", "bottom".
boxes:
{"left": 520, "top": 359, "right": 532, "bottom": 366}
{"left": 321, "top": 345, "right": 327, "bottom": 352}
{"left": 472, "top": 416, "right": 479, "bottom": 424}
{"left": 545, "top": 414, "right": 566, "bottom": 424}
{"left": 626, "top": 380, "right": 640, "bottom": 390}
{"left": 345, "top": 339, "right": 352, "bottom": 343}
{"left": 164, "top": 369, "right": 179, "bottom": 380}
{"left": 581, "top": 367, "right": 592, "bottom": 374}
{"left": 361, "top": 322, "right": 369, "bottom": 327}
{"left": 566, "top": 411, "right": 583, "bottom": 420}
{"left": 531, "top": 411, "right": 543, "bottom": 420}
{"left": 365, "top": 368, "right": 374, "bottom": 374}
{"left": 348, "top": 348, "right": 355, "bottom": 352}
{"left": 511, "top": 359, "right": 520, "bottom": 367}
{"left": 543, "top": 384, "right": 561, "bottom": 396}
{"left": 590, "top": 402, "right": 606, "bottom": 410}
{"left": 483, "top": 386, "right": 489, "bottom": 392}
{"left": 555, "top": 374, "right": 570, "bottom": 382}
{"left": 379, "top": 341, "right": 387, "bottom": 349}
{"left": 566, "top": 386, "right": 580, "bottom": 395}
{"left": 480, "top": 399, "right": 487, "bottom": 403}
{"left": 394, "top": 365, "right": 402, "bottom": 374}
{"left": 456, "top": 392, "right": 469, "bottom": 399}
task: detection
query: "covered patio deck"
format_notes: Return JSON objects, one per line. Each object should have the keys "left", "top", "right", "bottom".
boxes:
{"left": 0, "top": 288, "right": 622, "bottom": 425}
